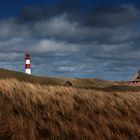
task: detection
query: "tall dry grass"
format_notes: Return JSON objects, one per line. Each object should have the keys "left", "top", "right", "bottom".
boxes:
{"left": 0, "top": 79, "right": 139, "bottom": 140}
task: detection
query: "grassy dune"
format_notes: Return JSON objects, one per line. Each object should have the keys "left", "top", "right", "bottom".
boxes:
{"left": 0, "top": 75, "right": 139, "bottom": 139}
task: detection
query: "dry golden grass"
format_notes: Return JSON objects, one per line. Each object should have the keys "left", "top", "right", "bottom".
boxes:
{"left": 0, "top": 78, "right": 139, "bottom": 140}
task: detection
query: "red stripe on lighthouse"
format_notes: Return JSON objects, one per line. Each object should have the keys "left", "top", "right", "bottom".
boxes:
{"left": 26, "top": 64, "right": 30, "bottom": 69}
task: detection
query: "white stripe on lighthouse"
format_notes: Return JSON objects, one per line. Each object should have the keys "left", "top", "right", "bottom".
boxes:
{"left": 25, "top": 69, "right": 31, "bottom": 75}
{"left": 26, "top": 60, "right": 30, "bottom": 64}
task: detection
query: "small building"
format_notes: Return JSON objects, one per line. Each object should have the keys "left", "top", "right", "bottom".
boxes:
{"left": 129, "top": 70, "right": 140, "bottom": 86}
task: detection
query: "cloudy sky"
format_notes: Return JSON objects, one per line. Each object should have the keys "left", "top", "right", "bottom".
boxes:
{"left": 0, "top": 0, "right": 140, "bottom": 80}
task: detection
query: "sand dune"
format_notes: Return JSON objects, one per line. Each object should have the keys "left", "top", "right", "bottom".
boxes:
{"left": 0, "top": 69, "right": 139, "bottom": 139}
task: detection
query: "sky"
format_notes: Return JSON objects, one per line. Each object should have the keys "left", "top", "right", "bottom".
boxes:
{"left": 0, "top": 0, "right": 140, "bottom": 80}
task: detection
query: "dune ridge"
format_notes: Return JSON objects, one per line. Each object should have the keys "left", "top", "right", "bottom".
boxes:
{"left": 0, "top": 78, "right": 139, "bottom": 140}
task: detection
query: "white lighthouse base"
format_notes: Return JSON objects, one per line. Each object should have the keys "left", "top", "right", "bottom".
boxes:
{"left": 25, "top": 69, "right": 31, "bottom": 75}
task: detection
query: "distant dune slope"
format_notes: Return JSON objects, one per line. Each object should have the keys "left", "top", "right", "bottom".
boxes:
{"left": 0, "top": 68, "right": 140, "bottom": 92}
{"left": 0, "top": 68, "right": 117, "bottom": 88}
{"left": 0, "top": 78, "right": 139, "bottom": 140}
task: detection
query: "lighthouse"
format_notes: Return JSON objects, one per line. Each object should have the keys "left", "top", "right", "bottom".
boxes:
{"left": 25, "top": 53, "right": 31, "bottom": 75}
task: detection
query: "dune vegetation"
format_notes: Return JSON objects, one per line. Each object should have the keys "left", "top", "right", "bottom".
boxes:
{"left": 0, "top": 75, "right": 139, "bottom": 140}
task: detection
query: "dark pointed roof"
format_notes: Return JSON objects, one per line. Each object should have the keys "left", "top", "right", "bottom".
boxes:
{"left": 25, "top": 53, "right": 30, "bottom": 60}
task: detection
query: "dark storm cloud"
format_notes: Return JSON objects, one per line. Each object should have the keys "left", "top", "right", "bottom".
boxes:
{"left": 58, "top": 0, "right": 82, "bottom": 12}
{"left": 82, "top": 5, "right": 140, "bottom": 28}
{"left": 19, "top": 0, "right": 82, "bottom": 23}
{"left": 18, "top": 1, "right": 140, "bottom": 28}
{"left": 0, "top": 1, "right": 140, "bottom": 80}
{"left": 20, "top": 6, "right": 43, "bottom": 21}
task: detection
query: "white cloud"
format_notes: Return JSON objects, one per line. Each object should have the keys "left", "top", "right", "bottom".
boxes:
{"left": 32, "top": 39, "right": 79, "bottom": 53}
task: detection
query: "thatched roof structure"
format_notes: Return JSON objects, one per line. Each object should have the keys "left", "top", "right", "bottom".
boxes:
{"left": 130, "top": 70, "right": 140, "bottom": 82}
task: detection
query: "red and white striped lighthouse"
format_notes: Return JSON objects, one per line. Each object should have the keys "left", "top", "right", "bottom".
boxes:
{"left": 25, "top": 53, "right": 31, "bottom": 75}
